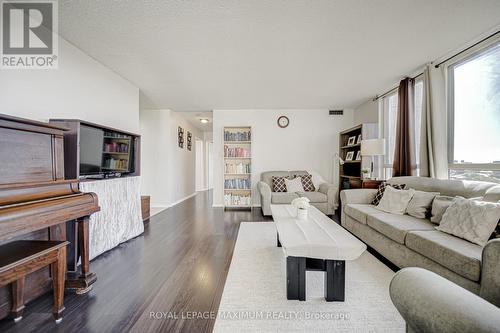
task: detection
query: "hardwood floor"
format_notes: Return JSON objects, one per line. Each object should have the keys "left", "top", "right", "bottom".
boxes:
{"left": 0, "top": 190, "right": 272, "bottom": 333}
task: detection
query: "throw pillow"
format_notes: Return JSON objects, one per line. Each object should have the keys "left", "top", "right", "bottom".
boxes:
{"left": 489, "top": 200, "right": 500, "bottom": 240}
{"left": 272, "top": 176, "right": 288, "bottom": 192}
{"left": 308, "top": 171, "right": 326, "bottom": 192}
{"left": 436, "top": 197, "right": 500, "bottom": 246}
{"left": 376, "top": 186, "right": 416, "bottom": 215}
{"left": 430, "top": 196, "right": 458, "bottom": 224}
{"left": 285, "top": 177, "right": 305, "bottom": 193}
{"left": 406, "top": 190, "right": 440, "bottom": 219}
{"left": 372, "top": 182, "right": 406, "bottom": 206}
{"left": 292, "top": 174, "right": 315, "bottom": 192}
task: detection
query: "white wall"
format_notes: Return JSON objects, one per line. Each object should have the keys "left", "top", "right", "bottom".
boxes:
{"left": 353, "top": 99, "right": 379, "bottom": 124}
{"left": 140, "top": 110, "right": 205, "bottom": 207}
{"left": 0, "top": 37, "right": 139, "bottom": 133}
{"left": 213, "top": 109, "right": 355, "bottom": 206}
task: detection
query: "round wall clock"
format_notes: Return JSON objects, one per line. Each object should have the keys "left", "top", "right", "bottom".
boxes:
{"left": 277, "top": 116, "right": 290, "bottom": 128}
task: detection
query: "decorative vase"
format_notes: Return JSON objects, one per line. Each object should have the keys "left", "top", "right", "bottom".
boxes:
{"left": 297, "top": 207, "right": 308, "bottom": 220}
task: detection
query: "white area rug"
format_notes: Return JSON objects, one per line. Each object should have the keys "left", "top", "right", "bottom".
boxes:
{"left": 213, "top": 222, "right": 405, "bottom": 333}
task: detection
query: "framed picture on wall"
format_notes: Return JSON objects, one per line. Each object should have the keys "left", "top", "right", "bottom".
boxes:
{"left": 187, "top": 132, "right": 192, "bottom": 151}
{"left": 178, "top": 127, "right": 184, "bottom": 148}
{"left": 345, "top": 151, "right": 354, "bottom": 161}
{"left": 347, "top": 136, "right": 356, "bottom": 146}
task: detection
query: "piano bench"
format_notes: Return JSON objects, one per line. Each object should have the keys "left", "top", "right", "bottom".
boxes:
{"left": 0, "top": 240, "right": 69, "bottom": 323}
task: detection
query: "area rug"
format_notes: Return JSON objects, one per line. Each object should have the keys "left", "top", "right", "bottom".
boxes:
{"left": 213, "top": 222, "right": 405, "bottom": 333}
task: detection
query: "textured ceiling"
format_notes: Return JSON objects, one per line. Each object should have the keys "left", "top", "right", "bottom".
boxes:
{"left": 58, "top": 0, "right": 500, "bottom": 110}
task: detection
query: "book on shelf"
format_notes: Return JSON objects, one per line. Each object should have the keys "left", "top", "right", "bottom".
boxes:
{"left": 224, "top": 178, "right": 251, "bottom": 190}
{"left": 224, "top": 193, "right": 251, "bottom": 206}
{"left": 225, "top": 162, "right": 251, "bottom": 174}
{"left": 224, "top": 146, "right": 251, "bottom": 158}
{"left": 224, "top": 130, "right": 251, "bottom": 142}
{"left": 103, "top": 142, "right": 129, "bottom": 153}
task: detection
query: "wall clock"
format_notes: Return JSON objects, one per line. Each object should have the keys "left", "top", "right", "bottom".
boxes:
{"left": 277, "top": 116, "right": 289, "bottom": 128}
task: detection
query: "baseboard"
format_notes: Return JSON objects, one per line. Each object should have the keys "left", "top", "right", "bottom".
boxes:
{"left": 169, "top": 193, "right": 197, "bottom": 207}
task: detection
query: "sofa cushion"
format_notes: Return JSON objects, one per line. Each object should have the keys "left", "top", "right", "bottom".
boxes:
{"left": 405, "top": 230, "right": 482, "bottom": 281}
{"left": 261, "top": 171, "right": 290, "bottom": 188}
{"left": 344, "top": 204, "right": 381, "bottom": 224}
{"left": 366, "top": 213, "right": 435, "bottom": 244}
{"left": 293, "top": 174, "right": 315, "bottom": 192}
{"left": 372, "top": 182, "right": 406, "bottom": 206}
{"left": 436, "top": 197, "right": 500, "bottom": 246}
{"left": 297, "top": 191, "right": 327, "bottom": 203}
{"left": 272, "top": 176, "right": 288, "bottom": 192}
{"left": 271, "top": 192, "right": 299, "bottom": 204}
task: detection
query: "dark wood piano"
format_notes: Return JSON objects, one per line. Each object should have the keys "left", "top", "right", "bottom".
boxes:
{"left": 0, "top": 114, "right": 100, "bottom": 320}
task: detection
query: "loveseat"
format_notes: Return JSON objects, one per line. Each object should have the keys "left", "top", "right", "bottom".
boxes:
{"left": 340, "top": 176, "right": 500, "bottom": 302}
{"left": 257, "top": 171, "right": 337, "bottom": 216}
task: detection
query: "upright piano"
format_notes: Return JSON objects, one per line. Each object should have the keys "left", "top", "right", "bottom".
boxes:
{"left": 0, "top": 114, "right": 100, "bottom": 320}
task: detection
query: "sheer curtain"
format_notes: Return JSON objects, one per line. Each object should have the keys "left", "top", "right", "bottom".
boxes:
{"left": 421, "top": 64, "right": 448, "bottom": 179}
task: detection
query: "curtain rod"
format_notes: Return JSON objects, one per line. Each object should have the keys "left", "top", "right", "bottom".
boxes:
{"left": 434, "top": 30, "right": 500, "bottom": 68}
{"left": 372, "top": 72, "right": 423, "bottom": 101}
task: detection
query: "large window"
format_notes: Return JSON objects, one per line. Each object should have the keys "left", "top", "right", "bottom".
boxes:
{"left": 448, "top": 42, "right": 500, "bottom": 183}
{"left": 380, "top": 79, "right": 423, "bottom": 178}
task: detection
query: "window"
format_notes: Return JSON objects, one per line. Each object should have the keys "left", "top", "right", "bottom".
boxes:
{"left": 448, "top": 42, "right": 500, "bottom": 183}
{"left": 380, "top": 79, "right": 424, "bottom": 179}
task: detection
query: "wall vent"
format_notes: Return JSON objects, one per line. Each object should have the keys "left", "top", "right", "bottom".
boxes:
{"left": 329, "top": 110, "right": 343, "bottom": 115}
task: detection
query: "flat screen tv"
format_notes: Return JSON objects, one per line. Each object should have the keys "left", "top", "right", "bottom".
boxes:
{"left": 79, "top": 125, "right": 134, "bottom": 177}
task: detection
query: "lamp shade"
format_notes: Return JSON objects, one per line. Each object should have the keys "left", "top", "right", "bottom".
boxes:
{"left": 361, "top": 139, "right": 385, "bottom": 156}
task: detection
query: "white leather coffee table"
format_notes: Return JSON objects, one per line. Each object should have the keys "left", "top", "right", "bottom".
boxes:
{"left": 271, "top": 204, "right": 366, "bottom": 301}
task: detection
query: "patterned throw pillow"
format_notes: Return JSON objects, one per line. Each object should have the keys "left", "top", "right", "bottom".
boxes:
{"left": 372, "top": 182, "right": 406, "bottom": 206}
{"left": 272, "top": 176, "right": 288, "bottom": 192}
{"left": 491, "top": 222, "right": 500, "bottom": 239}
{"left": 292, "top": 174, "right": 315, "bottom": 192}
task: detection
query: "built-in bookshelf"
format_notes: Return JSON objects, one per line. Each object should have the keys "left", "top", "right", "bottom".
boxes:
{"left": 223, "top": 126, "right": 252, "bottom": 209}
{"left": 339, "top": 123, "right": 378, "bottom": 190}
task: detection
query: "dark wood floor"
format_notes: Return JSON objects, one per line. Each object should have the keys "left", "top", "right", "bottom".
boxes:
{"left": 0, "top": 190, "right": 272, "bottom": 333}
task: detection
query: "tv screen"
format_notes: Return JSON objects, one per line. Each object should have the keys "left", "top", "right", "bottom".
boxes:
{"left": 79, "top": 125, "right": 133, "bottom": 177}
{"left": 80, "top": 125, "right": 104, "bottom": 175}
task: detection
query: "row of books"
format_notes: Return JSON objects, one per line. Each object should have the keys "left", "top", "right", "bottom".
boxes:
{"left": 224, "top": 178, "right": 251, "bottom": 189}
{"left": 225, "top": 162, "right": 251, "bottom": 174}
{"left": 224, "top": 146, "right": 251, "bottom": 158}
{"left": 224, "top": 193, "right": 251, "bottom": 206}
{"left": 103, "top": 158, "right": 128, "bottom": 170}
{"left": 104, "top": 131, "right": 130, "bottom": 139}
{"left": 224, "top": 130, "right": 251, "bottom": 142}
{"left": 103, "top": 142, "right": 129, "bottom": 153}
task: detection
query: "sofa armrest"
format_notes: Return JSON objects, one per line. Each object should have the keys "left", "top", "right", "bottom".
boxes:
{"left": 340, "top": 189, "right": 378, "bottom": 206}
{"left": 480, "top": 238, "right": 500, "bottom": 307}
{"left": 318, "top": 183, "right": 338, "bottom": 210}
{"left": 390, "top": 267, "right": 500, "bottom": 333}
{"left": 257, "top": 181, "right": 272, "bottom": 216}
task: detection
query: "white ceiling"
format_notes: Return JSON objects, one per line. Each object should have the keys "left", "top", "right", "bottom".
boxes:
{"left": 58, "top": 1, "right": 500, "bottom": 111}
{"left": 176, "top": 111, "right": 213, "bottom": 132}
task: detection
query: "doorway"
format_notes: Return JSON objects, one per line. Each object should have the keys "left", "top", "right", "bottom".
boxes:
{"left": 195, "top": 138, "right": 204, "bottom": 191}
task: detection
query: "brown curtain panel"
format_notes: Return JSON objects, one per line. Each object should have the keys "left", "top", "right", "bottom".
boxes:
{"left": 393, "top": 77, "right": 416, "bottom": 177}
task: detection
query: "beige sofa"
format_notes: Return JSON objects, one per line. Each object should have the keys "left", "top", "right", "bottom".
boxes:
{"left": 257, "top": 171, "right": 337, "bottom": 216}
{"left": 340, "top": 176, "right": 500, "bottom": 297}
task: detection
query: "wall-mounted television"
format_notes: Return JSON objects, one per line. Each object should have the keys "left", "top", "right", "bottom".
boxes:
{"left": 79, "top": 124, "right": 135, "bottom": 177}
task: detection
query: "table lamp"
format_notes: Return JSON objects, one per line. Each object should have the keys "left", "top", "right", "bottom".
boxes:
{"left": 361, "top": 139, "right": 385, "bottom": 179}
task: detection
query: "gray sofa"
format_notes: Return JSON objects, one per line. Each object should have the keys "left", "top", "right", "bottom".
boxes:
{"left": 390, "top": 266, "right": 500, "bottom": 333}
{"left": 340, "top": 176, "right": 500, "bottom": 298}
{"left": 257, "top": 171, "right": 337, "bottom": 216}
